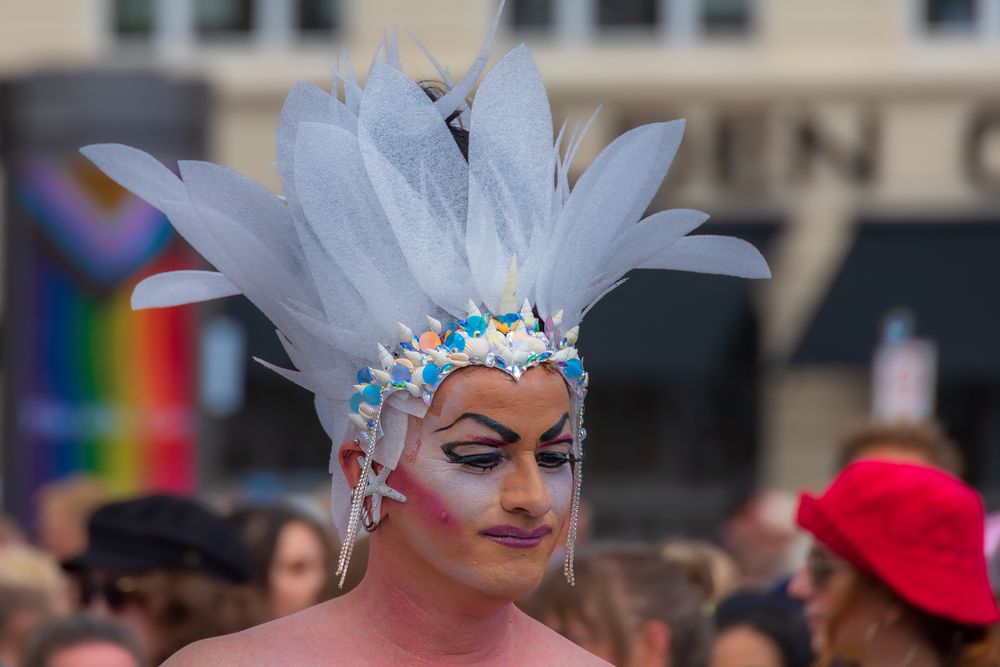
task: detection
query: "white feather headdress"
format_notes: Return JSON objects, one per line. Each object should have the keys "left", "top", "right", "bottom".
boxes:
{"left": 81, "top": 7, "right": 769, "bottom": 583}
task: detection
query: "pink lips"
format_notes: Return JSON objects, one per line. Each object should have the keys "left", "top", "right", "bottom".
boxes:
{"left": 480, "top": 525, "right": 553, "bottom": 549}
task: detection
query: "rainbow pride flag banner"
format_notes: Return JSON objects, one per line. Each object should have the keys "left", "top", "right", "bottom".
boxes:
{"left": 8, "top": 155, "right": 197, "bottom": 515}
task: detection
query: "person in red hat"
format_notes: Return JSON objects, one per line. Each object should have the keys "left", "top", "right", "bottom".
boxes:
{"left": 789, "top": 460, "right": 1000, "bottom": 667}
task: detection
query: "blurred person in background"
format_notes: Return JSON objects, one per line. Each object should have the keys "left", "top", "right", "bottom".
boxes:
{"left": 836, "top": 419, "right": 963, "bottom": 475}
{"left": 0, "top": 515, "right": 25, "bottom": 548}
{"left": 21, "top": 614, "right": 146, "bottom": 667}
{"left": 790, "top": 460, "right": 1000, "bottom": 667}
{"left": 721, "top": 489, "right": 806, "bottom": 589}
{"left": 64, "top": 495, "right": 263, "bottom": 665}
{"left": 523, "top": 545, "right": 711, "bottom": 666}
{"left": 660, "top": 539, "right": 742, "bottom": 608}
{"left": 230, "top": 504, "right": 334, "bottom": 619}
{"left": 34, "top": 475, "right": 110, "bottom": 563}
{"left": 709, "top": 590, "right": 813, "bottom": 667}
{"left": 0, "top": 545, "right": 70, "bottom": 667}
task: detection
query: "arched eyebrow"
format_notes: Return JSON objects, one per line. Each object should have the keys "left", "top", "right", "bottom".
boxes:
{"left": 540, "top": 413, "right": 570, "bottom": 442}
{"left": 434, "top": 412, "right": 520, "bottom": 443}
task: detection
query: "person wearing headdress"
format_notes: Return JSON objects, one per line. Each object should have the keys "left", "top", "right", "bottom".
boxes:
{"left": 790, "top": 460, "right": 1000, "bottom": 667}
{"left": 81, "top": 5, "right": 769, "bottom": 664}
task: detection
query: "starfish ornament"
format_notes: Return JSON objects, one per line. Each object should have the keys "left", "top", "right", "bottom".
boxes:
{"left": 358, "top": 457, "right": 407, "bottom": 527}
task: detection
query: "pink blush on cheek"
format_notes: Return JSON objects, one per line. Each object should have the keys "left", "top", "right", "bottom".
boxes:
{"left": 389, "top": 467, "right": 459, "bottom": 532}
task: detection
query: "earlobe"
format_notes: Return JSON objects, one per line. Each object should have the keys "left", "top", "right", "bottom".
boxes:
{"left": 338, "top": 439, "right": 365, "bottom": 488}
{"left": 884, "top": 602, "right": 904, "bottom": 625}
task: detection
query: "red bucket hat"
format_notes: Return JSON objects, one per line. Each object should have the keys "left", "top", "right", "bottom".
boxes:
{"left": 797, "top": 460, "right": 1000, "bottom": 626}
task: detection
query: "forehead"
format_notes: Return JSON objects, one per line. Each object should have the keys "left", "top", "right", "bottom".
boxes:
{"left": 427, "top": 365, "right": 572, "bottom": 425}
{"left": 853, "top": 443, "right": 934, "bottom": 467}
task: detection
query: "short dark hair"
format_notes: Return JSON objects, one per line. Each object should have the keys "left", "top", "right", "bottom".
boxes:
{"left": 836, "top": 420, "right": 963, "bottom": 476}
{"left": 714, "top": 590, "right": 814, "bottom": 667}
{"left": 21, "top": 614, "right": 148, "bottom": 667}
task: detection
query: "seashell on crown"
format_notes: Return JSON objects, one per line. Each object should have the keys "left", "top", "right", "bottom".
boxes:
{"left": 347, "top": 299, "right": 587, "bottom": 431}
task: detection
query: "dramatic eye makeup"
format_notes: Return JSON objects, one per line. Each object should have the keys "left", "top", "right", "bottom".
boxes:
{"left": 437, "top": 412, "right": 577, "bottom": 472}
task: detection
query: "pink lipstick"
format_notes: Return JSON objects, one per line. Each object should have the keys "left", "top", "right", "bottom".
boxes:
{"left": 480, "top": 525, "right": 552, "bottom": 549}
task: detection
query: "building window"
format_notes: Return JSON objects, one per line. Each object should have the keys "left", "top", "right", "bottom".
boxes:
{"left": 298, "top": 0, "right": 337, "bottom": 33}
{"left": 111, "top": 0, "right": 342, "bottom": 45}
{"left": 114, "top": 0, "right": 154, "bottom": 35}
{"left": 510, "top": 0, "right": 554, "bottom": 29}
{"left": 702, "top": 0, "right": 751, "bottom": 34}
{"left": 925, "top": 0, "right": 977, "bottom": 28}
{"left": 925, "top": 0, "right": 978, "bottom": 30}
{"left": 597, "top": 0, "right": 659, "bottom": 28}
{"left": 196, "top": 0, "right": 254, "bottom": 36}
{"left": 516, "top": 0, "right": 753, "bottom": 39}
{"left": 917, "top": 0, "right": 1000, "bottom": 39}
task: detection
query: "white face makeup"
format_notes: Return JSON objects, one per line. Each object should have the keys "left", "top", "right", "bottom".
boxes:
{"left": 377, "top": 365, "right": 575, "bottom": 603}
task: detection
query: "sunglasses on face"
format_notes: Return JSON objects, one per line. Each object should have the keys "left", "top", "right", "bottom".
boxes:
{"left": 78, "top": 575, "right": 140, "bottom": 612}
{"left": 806, "top": 549, "right": 849, "bottom": 589}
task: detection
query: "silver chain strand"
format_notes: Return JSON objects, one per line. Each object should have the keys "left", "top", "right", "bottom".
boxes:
{"left": 336, "top": 389, "right": 384, "bottom": 588}
{"left": 563, "top": 400, "right": 586, "bottom": 585}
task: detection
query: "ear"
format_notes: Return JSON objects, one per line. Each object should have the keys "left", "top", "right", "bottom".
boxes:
{"left": 338, "top": 439, "right": 365, "bottom": 488}
{"left": 880, "top": 593, "right": 906, "bottom": 626}
{"left": 635, "top": 619, "right": 671, "bottom": 667}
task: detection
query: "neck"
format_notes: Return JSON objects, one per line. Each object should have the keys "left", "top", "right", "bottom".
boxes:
{"left": 860, "top": 622, "right": 942, "bottom": 667}
{"left": 346, "top": 535, "right": 518, "bottom": 662}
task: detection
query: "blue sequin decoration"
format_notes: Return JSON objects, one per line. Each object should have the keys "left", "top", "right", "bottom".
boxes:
{"left": 422, "top": 363, "right": 440, "bottom": 385}
{"left": 356, "top": 368, "right": 372, "bottom": 384}
{"left": 391, "top": 364, "right": 412, "bottom": 382}
{"left": 349, "top": 393, "right": 363, "bottom": 413}
{"left": 563, "top": 358, "right": 584, "bottom": 379}
{"left": 466, "top": 315, "right": 486, "bottom": 336}
{"left": 445, "top": 332, "right": 466, "bottom": 352}
{"left": 362, "top": 384, "right": 382, "bottom": 406}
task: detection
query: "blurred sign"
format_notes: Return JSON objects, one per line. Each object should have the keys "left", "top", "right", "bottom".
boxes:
{"left": 871, "top": 310, "right": 938, "bottom": 420}
{"left": 1, "top": 71, "right": 209, "bottom": 524}
{"left": 199, "top": 315, "right": 247, "bottom": 418}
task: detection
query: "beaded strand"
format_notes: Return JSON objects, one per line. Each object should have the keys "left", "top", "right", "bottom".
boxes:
{"left": 336, "top": 389, "right": 384, "bottom": 588}
{"left": 563, "top": 400, "right": 586, "bottom": 585}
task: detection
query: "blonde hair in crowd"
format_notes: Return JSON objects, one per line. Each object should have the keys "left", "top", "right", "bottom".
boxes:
{"left": 0, "top": 545, "right": 67, "bottom": 595}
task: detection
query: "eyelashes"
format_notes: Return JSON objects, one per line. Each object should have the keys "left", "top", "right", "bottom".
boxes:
{"left": 441, "top": 442, "right": 579, "bottom": 473}
{"left": 536, "top": 451, "right": 579, "bottom": 469}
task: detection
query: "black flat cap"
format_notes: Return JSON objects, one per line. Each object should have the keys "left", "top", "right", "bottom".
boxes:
{"left": 65, "top": 494, "right": 251, "bottom": 583}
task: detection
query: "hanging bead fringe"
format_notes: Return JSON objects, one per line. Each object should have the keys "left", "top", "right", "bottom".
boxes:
{"left": 336, "top": 390, "right": 384, "bottom": 588}
{"left": 563, "top": 402, "right": 586, "bottom": 586}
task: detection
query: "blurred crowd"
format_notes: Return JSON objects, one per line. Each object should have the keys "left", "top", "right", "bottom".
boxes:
{"left": 1, "top": 418, "right": 997, "bottom": 667}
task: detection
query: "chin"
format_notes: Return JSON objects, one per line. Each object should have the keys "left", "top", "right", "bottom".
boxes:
{"left": 467, "top": 566, "right": 547, "bottom": 602}
{"left": 455, "top": 546, "right": 554, "bottom": 602}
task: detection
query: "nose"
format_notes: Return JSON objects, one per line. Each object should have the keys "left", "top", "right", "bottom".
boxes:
{"left": 788, "top": 566, "right": 814, "bottom": 601}
{"left": 500, "top": 454, "right": 553, "bottom": 518}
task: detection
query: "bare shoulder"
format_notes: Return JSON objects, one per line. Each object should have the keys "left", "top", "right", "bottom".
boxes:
{"left": 161, "top": 634, "right": 247, "bottom": 667}
{"left": 161, "top": 604, "right": 339, "bottom": 667}
{"left": 160, "top": 625, "right": 281, "bottom": 667}
{"left": 513, "top": 609, "right": 611, "bottom": 666}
